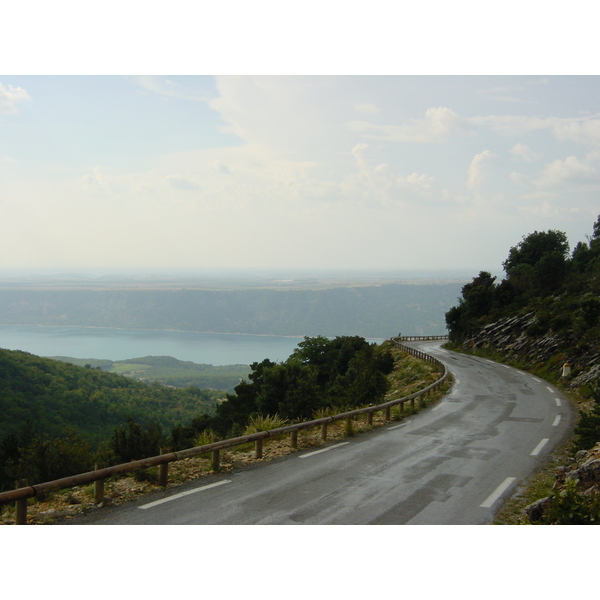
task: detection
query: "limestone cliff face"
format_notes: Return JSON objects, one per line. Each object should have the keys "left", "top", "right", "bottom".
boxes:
{"left": 462, "top": 312, "right": 599, "bottom": 389}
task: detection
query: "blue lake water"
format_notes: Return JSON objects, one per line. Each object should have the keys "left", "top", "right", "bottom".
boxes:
{"left": 0, "top": 325, "right": 384, "bottom": 366}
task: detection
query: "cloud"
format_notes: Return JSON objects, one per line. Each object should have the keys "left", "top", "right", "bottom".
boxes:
{"left": 510, "top": 143, "right": 540, "bottom": 162}
{"left": 534, "top": 155, "right": 598, "bottom": 189}
{"left": 212, "top": 161, "right": 231, "bottom": 174}
{"left": 354, "top": 102, "right": 379, "bottom": 115}
{"left": 347, "top": 107, "right": 473, "bottom": 143}
{"left": 0, "top": 82, "right": 31, "bottom": 114}
{"left": 478, "top": 86, "right": 530, "bottom": 104}
{"left": 471, "top": 113, "right": 600, "bottom": 145}
{"left": 165, "top": 175, "right": 200, "bottom": 190}
{"left": 81, "top": 165, "right": 110, "bottom": 192}
{"left": 134, "top": 76, "right": 210, "bottom": 102}
{"left": 466, "top": 150, "right": 496, "bottom": 190}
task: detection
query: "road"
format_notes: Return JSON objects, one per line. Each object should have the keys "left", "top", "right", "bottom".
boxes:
{"left": 66, "top": 341, "right": 573, "bottom": 524}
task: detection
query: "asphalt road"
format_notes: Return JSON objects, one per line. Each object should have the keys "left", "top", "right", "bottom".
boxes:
{"left": 66, "top": 341, "right": 573, "bottom": 525}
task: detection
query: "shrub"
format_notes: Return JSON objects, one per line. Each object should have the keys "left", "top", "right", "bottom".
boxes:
{"left": 244, "top": 414, "right": 288, "bottom": 435}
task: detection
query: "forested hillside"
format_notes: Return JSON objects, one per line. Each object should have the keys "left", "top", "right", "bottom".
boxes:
{"left": 49, "top": 355, "right": 250, "bottom": 392}
{"left": 445, "top": 215, "right": 600, "bottom": 392}
{"left": 0, "top": 336, "right": 399, "bottom": 492}
{"left": 445, "top": 215, "right": 600, "bottom": 523}
{"left": 0, "top": 349, "right": 220, "bottom": 446}
{"left": 0, "top": 282, "right": 459, "bottom": 337}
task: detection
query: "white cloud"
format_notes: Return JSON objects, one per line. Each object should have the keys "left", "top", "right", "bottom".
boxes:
{"left": 347, "top": 107, "right": 473, "bottom": 143}
{"left": 165, "top": 175, "right": 200, "bottom": 190}
{"left": 354, "top": 102, "right": 379, "bottom": 115}
{"left": 466, "top": 150, "right": 496, "bottom": 190}
{"left": 534, "top": 155, "right": 598, "bottom": 189}
{"left": 510, "top": 143, "right": 540, "bottom": 162}
{"left": 0, "top": 82, "right": 31, "bottom": 114}
{"left": 134, "top": 76, "right": 210, "bottom": 102}
{"left": 80, "top": 165, "right": 110, "bottom": 192}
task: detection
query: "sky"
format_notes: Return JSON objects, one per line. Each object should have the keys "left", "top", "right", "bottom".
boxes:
{"left": 2, "top": 74, "right": 599, "bottom": 278}
{"left": 1, "top": 3, "right": 599, "bottom": 282}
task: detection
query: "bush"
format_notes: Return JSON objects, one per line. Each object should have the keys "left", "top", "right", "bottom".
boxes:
{"left": 244, "top": 414, "right": 288, "bottom": 434}
{"left": 542, "top": 479, "right": 600, "bottom": 524}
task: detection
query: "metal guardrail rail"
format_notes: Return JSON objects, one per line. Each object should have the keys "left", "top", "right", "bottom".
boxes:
{"left": 0, "top": 337, "right": 449, "bottom": 523}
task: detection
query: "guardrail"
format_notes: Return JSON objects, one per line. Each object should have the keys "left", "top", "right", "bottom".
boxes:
{"left": 396, "top": 335, "right": 448, "bottom": 341}
{"left": 0, "top": 337, "right": 448, "bottom": 524}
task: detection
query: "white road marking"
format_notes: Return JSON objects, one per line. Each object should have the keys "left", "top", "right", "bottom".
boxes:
{"left": 480, "top": 477, "right": 516, "bottom": 508}
{"left": 555, "top": 397, "right": 562, "bottom": 407}
{"left": 430, "top": 404, "right": 443, "bottom": 411}
{"left": 532, "top": 377, "right": 542, "bottom": 383}
{"left": 388, "top": 423, "right": 408, "bottom": 430}
{"left": 546, "top": 386, "right": 554, "bottom": 393}
{"left": 299, "top": 442, "right": 350, "bottom": 458}
{"left": 530, "top": 438, "right": 549, "bottom": 456}
{"left": 553, "top": 415, "right": 561, "bottom": 427}
{"left": 138, "top": 480, "right": 231, "bottom": 509}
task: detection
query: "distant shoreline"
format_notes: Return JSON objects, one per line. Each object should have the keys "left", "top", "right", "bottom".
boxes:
{"left": 0, "top": 323, "right": 385, "bottom": 342}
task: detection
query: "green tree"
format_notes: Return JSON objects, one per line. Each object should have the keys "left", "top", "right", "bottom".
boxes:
{"left": 110, "top": 416, "right": 163, "bottom": 463}
{"left": 502, "top": 229, "right": 569, "bottom": 277}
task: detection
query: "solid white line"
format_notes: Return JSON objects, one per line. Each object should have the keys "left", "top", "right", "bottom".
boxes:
{"left": 555, "top": 397, "right": 562, "bottom": 407}
{"left": 553, "top": 415, "right": 561, "bottom": 427}
{"left": 299, "top": 442, "right": 349, "bottom": 458}
{"left": 138, "top": 480, "right": 231, "bottom": 509}
{"left": 480, "top": 477, "right": 516, "bottom": 508}
{"left": 530, "top": 438, "right": 550, "bottom": 456}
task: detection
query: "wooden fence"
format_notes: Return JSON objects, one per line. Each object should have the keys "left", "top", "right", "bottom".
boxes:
{"left": 396, "top": 335, "right": 449, "bottom": 341}
{"left": 0, "top": 337, "right": 448, "bottom": 524}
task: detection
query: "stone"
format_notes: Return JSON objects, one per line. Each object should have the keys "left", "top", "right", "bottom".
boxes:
{"left": 525, "top": 496, "right": 553, "bottom": 522}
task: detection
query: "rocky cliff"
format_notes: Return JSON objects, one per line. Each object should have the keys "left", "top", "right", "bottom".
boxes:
{"left": 463, "top": 312, "right": 600, "bottom": 390}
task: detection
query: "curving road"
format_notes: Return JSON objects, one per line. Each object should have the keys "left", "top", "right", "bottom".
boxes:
{"left": 65, "top": 341, "right": 573, "bottom": 525}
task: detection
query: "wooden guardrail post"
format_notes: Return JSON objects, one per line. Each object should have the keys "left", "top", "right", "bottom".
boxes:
{"left": 411, "top": 398, "right": 415, "bottom": 410}
{"left": 159, "top": 449, "right": 169, "bottom": 487}
{"left": 385, "top": 406, "right": 391, "bottom": 420}
{"left": 15, "top": 480, "right": 27, "bottom": 525}
{"left": 321, "top": 423, "right": 328, "bottom": 440}
{"left": 93, "top": 464, "right": 105, "bottom": 503}
{"left": 290, "top": 430, "right": 298, "bottom": 448}
{"left": 255, "top": 438, "right": 263, "bottom": 459}
{"left": 212, "top": 449, "right": 220, "bottom": 472}
{"left": 367, "top": 411, "right": 373, "bottom": 426}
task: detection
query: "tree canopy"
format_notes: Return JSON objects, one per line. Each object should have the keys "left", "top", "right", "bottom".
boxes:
{"left": 445, "top": 215, "right": 600, "bottom": 343}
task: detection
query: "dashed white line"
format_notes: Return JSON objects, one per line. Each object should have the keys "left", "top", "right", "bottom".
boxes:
{"left": 532, "top": 377, "right": 542, "bottom": 383}
{"left": 138, "top": 479, "right": 231, "bottom": 509}
{"left": 480, "top": 477, "right": 516, "bottom": 508}
{"left": 546, "top": 386, "right": 554, "bottom": 393}
{"left": 553, "top": 415, "right": 562, "bottom": 427}
{"left": 530, "top": 438, "right": 549, "bottom": 456}
{"left": 299, "top": 442, "right": 350, "bottom": 458}
{"left": 555, "top": 397, "right": 562, "bottom": 407}
{"left": 388, "top": 422, "right": 409, "bottom": 430}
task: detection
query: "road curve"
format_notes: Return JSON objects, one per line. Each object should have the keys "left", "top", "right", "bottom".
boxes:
{"left": 65, "top": 341, "right": 573, "bottom": 525}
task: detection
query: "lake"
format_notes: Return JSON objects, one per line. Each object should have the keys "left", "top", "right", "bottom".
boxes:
{"left": 0, "top": 325, "right": 384, "bottom": 366}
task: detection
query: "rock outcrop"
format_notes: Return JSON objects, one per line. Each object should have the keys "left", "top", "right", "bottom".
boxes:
{"left": 463, "top": 312, "right": 600, "bottom": 388}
